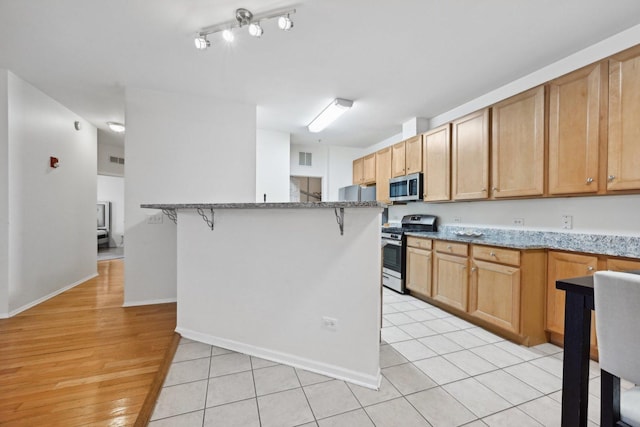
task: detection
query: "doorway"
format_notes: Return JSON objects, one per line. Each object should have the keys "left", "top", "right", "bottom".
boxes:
{"left": 290, "top": 176, "right": 322, "bottom": 202}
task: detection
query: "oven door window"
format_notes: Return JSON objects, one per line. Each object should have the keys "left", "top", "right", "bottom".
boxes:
{"left": 389, "top": 180, "right": 408, "bottom": 199}
{"left": 383, "top": 242, "right": 403, "bottom": 272}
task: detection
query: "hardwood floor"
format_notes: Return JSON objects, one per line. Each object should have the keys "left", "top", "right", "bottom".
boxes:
{"left": 0, "top": 259, "right": 177, "bottom": 426}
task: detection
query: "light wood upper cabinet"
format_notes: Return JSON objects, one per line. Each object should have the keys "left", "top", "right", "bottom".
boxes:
{"left": 546, "top": 251, "right": 597, "bottom": 336}
{"left": 423, "top": 124, "right": 451, "bottom": 202}
{"left": 352, "top": 157, "right": 364, "bottom": 185}
{"left": 608, "top": 45, "right": 640, "bottom": 191}
{"left": 548, "top": 63, "right": 606, "bottom": 195}
{"left": 391, "top": 141, "right": 406, "bottom": 178}
{"left": 491, "top": 86, "right": 545, "bottom": 198}
{"left": 405, "top": 136, "right": 422, "bottom": 175}
{"left": 452, "top": 109, "right": 490, "bottom": 200}
{"left": 362, "top": 153, "right": 376, "bottom": 184}
{"left": 376, "top": 147, "right": 392, "bottom": 203}
{"left": 353, "top": 153, "right": 376, "bottom": 185}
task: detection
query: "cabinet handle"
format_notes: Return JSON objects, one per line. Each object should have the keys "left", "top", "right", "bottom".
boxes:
{"left": 489, "top": 251, "right": 496, "bottom": 257}
{"left": 447, "top": 245, "right": 453, "bottom": 251}
{"left": 587, "top": 266, "right": 594, "bottom": 272}
{"left": 492, "top": 187, "right": 498, "bottom": 192}
{"left": 471, "top": 267, "right": 477, "bottom": 272}
{"left": 481, "top": 188, "right": 487, "bottom": 192}
{"left": 586, "top": 177, "right": 594, "bottom": 184}
{"left": 608, "top": 175, "right": 615, "bottom": 182}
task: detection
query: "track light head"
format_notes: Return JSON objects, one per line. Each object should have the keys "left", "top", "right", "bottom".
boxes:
{"left": 278, "top": 14, "right": 293, "bottom": 31}
{"left": 194, "top": 35, "right": 210, "bottom": 50}
{"left": 222, "top": 29, "right": 235, "bottom": 42}
{"left": 248, "top": 22, "right": 263, "bottom": 37}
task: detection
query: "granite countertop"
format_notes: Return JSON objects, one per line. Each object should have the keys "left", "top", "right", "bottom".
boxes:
{"left": 398, "top": 225, "right": 640, "bottom": 259}
{"left": 141, "top": 201, "right": 386, "bottom": 210}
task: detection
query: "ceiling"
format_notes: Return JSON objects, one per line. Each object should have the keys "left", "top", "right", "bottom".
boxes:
{"left": 1, "top": 0, "right": 640, "bottom": 148}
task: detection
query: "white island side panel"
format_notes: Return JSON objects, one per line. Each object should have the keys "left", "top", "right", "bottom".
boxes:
{"left": 175, "top": 207, "right": 382, "bottom": 388}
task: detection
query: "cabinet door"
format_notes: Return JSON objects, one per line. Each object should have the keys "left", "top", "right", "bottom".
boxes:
{"left": 548, "top": 63, "right": 605, "bottom": 195}
{"left": 406, "top": 247, "right": 432, "bottom": 297}
{"left": 469, "top": 259, "right": 521, "bottom": 334}
{"left": 376, "top": 147, "right": 392, "bottom": 203}
{"left": 546, "top": 251, "right": 597, "bottom": 335}
{"left": 405, "top": 136, "right": 422, "bottom": 174}
{"left": 452, "top": 109, "right": 490, "bottom": 200}
{"left": 606, "top": 257, "right": 640, "bottom": 272}
{"left": 362, "top": 153, "right": 376, "bottom": 184}
{"left": 433, "top": 252, "right": 468, "bottom": 311}
{"left": 608, "top": 45, "right": 640, "bottom": 191}
{"left": 423, "top": 124, "right": 451, "bottom": 202}
{"left": 391, "top": 141, "right": 406, "bottom": 177}
{"left": 491, "top": 86, "right": 545, "bottom": 198}
{"left": 352, "top": 157, "right": 364, "bottom": 185}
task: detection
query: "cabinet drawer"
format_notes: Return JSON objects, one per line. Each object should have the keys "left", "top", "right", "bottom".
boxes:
{"left": 407, "top": 237, "right": 432, "bottom": 250}
{"left": 472, "top": 246, "right": 520, "bottom": 266}
{"left": 434, "top": 240, "right": 468, "bottom": 256}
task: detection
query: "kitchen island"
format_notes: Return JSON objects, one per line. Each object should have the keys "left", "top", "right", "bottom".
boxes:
{"left": 141, "top": 202, "right": 385, "bottom": 389}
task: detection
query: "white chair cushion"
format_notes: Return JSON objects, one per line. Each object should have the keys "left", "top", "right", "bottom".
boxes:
{"left": 621, "top": 386, "right": 640, "bottom": 427}
{"left": 594, "top": 271, "right": 640, "bottom": 385}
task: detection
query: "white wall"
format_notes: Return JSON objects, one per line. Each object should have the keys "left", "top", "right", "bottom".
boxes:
{"left": 97, "top": 135, "right": 124, "bottom": 177}
{"left": 327, "top": 146, "right": 368, "bottom": 201}
{"left": 176, "top": 207, "right": 382, "bottom": 388}
{"left": 290, "top": 143, "right": 367, "bottom": 202}
{"left": 97, "top": 175, "right": 125, "bottom": 247}
{"left": 124, "top": 87, "right": 256, "bottom": 306}
{"left": 256, "top": 129, "right": 290, "bottom": 202}
{"left": 0, "top": 71, "right": 8, "bottom": 316}
{"left": 389, "top": 195, "right": 640, "bottom": 235}
{"left": 4, "top": 71, "right": 97, "bottom": 316}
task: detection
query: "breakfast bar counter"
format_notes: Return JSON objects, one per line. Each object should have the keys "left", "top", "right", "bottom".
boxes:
{"left": 141, "top": 201, "right": 385, "bottom": 389}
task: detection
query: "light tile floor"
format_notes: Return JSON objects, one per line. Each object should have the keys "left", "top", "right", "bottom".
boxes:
{"left": 150, "top": 287, "right": 634, "bottom": 426}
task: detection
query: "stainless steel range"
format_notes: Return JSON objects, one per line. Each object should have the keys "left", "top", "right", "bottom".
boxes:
{"left": 382, "top": 214, "right": 437, "bottom": 293}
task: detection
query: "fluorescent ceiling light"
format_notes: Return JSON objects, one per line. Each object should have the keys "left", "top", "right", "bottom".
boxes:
{"left": 307, "top": 98, "right": 354, "bottom": 133}
{"left": 107, "top": 122, "right": 125, "bottom": 133}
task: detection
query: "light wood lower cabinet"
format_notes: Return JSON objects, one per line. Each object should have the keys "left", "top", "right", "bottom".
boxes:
{"left": 469, "top": 259, "right": 521, "bottom": 334}
{"left": 432, "top": 243, "right": 469, "bottom": 311}
{"left": 406, "top": 246, "right": 432, "bottom": 298}
{"left": 546, "top": 251, "right": 597, "bottom": 336}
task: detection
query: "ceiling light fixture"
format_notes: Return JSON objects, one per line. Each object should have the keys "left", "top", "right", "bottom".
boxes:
{"left": 194, "top": 6, "right": 296, "bottom": 49}
{"left": 194, "top": 35, "right": 210, "bottom": 50}
{"left": 278, "top": 14, "right": 293, "bottom": 31}
{"left": 248, "top": 22, "right": 263, "bottom": 37}
{"left": 307, "top": 99, "right": 354, "bottom": 133}
{"left": 107, "top": 122, "right": 126, "bottom": 133}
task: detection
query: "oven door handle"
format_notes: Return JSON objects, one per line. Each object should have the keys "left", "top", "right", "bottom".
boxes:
{"left": 382, "top": 239, "right": 402, "bottom": 247}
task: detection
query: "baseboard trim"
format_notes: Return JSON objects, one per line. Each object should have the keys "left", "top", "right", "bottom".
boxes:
{"left": 176, "top": 327, "right": 381, "bottom": 390}
{"left": 7, "top": 272, "right": 99, "bottom": 318}
{"left": 122, "top": 298, "right": 177, "bottom": 307}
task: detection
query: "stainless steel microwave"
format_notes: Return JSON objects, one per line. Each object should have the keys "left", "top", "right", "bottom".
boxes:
{"left": 389, "top": 172, "right": 423, "bottom": 202}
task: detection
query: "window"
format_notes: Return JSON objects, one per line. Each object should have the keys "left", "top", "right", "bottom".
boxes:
{"left": 298, "top": 152, "right": 312, "bottom": 166}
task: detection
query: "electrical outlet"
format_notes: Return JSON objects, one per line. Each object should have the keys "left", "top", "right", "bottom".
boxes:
{"left": 453, "top": 217, "right": 462, "bottom": 223}
{"left": 513, "top": 218, "right": 524, "bottom": 227}
{"left": 562, "top": 215, "right": 573, "bottom": 229}
{"left": 146, "top": 213, "right": 163, "bottom": 224}
{"left": 321, "top": 316, "right": 338, "bottom": 331}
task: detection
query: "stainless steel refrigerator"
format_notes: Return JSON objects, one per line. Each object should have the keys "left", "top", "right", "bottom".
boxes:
{"left": 338, "top": 185, "right": 376, "bottom": 201}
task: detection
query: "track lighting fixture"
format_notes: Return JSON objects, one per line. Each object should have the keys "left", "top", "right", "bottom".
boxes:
{"left": 194, "top": 6, "right": 296, "bottom": 49}
{"left": 278, "top": 14, "right": 293, "bottom": 31}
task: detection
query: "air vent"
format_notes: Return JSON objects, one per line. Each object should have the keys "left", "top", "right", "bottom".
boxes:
{"left": 109, "top": 156, "right": 125, "bottom": 165}
{"left": 299, "top": 152, "right": 312, "bottom": 166}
